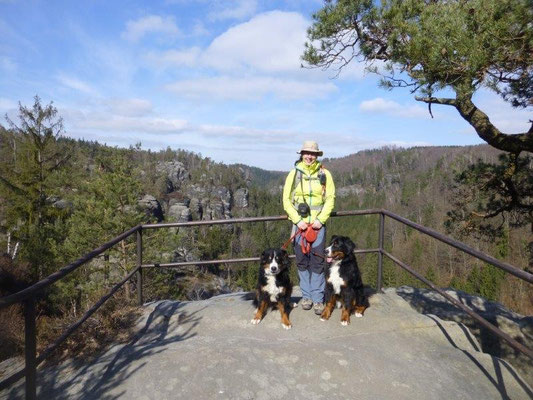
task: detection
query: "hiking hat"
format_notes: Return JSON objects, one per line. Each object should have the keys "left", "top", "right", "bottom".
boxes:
{"left": 297, "top": 141, "right": 323, "bottom": 156}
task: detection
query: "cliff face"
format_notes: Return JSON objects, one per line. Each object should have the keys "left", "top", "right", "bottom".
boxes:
{"left": 2, "top": 288, "right": 531, "bottom": 399}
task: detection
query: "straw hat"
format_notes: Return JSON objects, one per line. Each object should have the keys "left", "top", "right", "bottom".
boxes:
{"left": 297, "top": 141, "right": 323, "bottom": 156}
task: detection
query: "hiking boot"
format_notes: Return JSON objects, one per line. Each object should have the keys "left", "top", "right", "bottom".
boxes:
{"left": 301, "top": 298, "right": 313, "bottom": 310}
{"left": 314, "top": 302, "right": 324, "bottom": 315}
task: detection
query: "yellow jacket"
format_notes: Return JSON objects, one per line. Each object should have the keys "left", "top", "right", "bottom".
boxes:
{"left": 282, "top": 160, "right": 335, "bottom": 224}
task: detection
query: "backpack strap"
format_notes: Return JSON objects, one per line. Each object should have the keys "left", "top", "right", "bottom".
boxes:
{"left": 291, "top": 168, "right": 303, "bottom": 206}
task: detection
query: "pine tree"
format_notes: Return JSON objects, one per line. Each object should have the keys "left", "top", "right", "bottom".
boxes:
{"left": 0, "top": 96, "right": 71, "bottom": 279}
{"left": 62, "top": 148, "right": 146, "bottom": 301}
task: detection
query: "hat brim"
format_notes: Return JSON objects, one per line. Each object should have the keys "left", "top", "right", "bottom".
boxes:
{"left": 297, "top": 150, "right": 323, "bottom": 156}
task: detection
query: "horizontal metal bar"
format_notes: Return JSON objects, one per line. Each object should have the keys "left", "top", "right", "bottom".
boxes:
{"left": 141, "top": 209, "right": 383, "bottom": 230}
{"left": 0, "top": 225, "right": 141, "bottom": 309}
{"left": 332, "top": 209, "right": 383, "bottom": 217}
{"left": 354, "top": 248, "right": 380, "bottom": 255}
{"left": 142, "top": 249, "right": 380, "bottom": 269}
{"left": 142, "top": 256, "right": 293, "bottom": 268}
{"left": 382, "top": 250, "right": 533, "bottom": 360}
{"left": 36, "top": 266, "right": 141, "bottom": 365}
{"left": 382, "top": 210, "right": 533, "bottom": 284}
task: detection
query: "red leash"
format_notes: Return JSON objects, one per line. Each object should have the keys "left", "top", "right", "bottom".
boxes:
{"left": 281, "top": 228, "right": 303, "bottom": 250}
{"left": 281, "top": 226, "right": 319, "bottom": 255}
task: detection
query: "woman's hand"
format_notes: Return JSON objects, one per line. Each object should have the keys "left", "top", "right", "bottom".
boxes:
{"left": 297, "top": 220, "right": 308, "bottom": 231}
{"left": 312, "top": 220, "right": 322, "bottom": 230}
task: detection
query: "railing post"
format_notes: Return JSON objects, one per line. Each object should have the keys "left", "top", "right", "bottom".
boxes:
{"left": 24, "top": 297, "right": 37, "bottom": 400}
{"left": 136, "top": 228, "right": 143, "bottom": 306}
{"left": 377, "top": 212, "right": 385, "bottom": 292}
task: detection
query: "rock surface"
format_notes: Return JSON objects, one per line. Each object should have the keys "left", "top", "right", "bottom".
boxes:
{"left": 395, "top": 285, "right": 533, "bottom": 385}
{"left": 138, "top": 194, "right": 164, "bottom": 222}
{"left": 234, "top": 188, "right": 249, "bottom": 208}
{"left": 156, "top": 161, "right": 189, "bottom": 193}
{"left": 2, "top": 288, "right": 531, "bottom": 400}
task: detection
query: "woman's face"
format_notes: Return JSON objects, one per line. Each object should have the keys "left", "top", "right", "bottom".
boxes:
{"left": 301, "top": 151, "right": 318, "bottom": 165}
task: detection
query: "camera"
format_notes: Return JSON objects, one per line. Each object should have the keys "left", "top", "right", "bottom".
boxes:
{"left": 297, "top": 203, "right": 310, "bottom": 218}
{"left": 318, "top": 171, "right": 326, "bottom": 186}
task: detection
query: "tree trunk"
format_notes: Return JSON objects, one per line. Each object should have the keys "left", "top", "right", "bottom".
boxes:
{"left": 416, "top": 92, "right": 533, "bottom": 153}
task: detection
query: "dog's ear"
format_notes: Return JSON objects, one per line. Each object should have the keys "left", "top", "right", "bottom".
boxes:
{"left": 343, "top": 238, "right": 356, "bottom": 255}
{"left": 260, "top": 249, "right": 270, "bottom": 264}
{"left": 279, "top": 249, "right": 291, "bottom": 267}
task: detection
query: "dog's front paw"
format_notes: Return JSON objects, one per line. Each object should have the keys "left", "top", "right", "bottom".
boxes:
{"left": 355, "top": 312, "right": 363, "bottom": 318}
{"left": 251, "top": 318, "right": 261, "bottom": 325}
{"left": 282, "top": 322, "right": 292, "bottom": 330}
{"left": 341, "top": 320, "right": 350, "bottom": 326}
{"left": 320, "top": 311, "right": 331, "bottom": 321}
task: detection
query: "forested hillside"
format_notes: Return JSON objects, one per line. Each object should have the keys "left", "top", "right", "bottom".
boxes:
{"left": 0, "top": 100, "right": 530, "bottom": 364}
{"left": 321, "top": 145, "right": 531, "bottom": 315}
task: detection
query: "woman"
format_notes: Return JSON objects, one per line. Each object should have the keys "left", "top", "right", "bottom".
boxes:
{"left": 282, "top": 141, "right": 335, "bottom": 315}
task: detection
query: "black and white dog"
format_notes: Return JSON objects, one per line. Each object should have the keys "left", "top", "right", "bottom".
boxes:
{"left": 321, "top": 235, "right": 367, "bottom": 326}
{"left": 251, "top": 248, "right": 293, "bottom": 329}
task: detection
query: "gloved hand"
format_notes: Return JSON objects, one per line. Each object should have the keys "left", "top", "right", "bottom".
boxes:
{"left": 297, "top": 220, "right": 308, "bottom": 231}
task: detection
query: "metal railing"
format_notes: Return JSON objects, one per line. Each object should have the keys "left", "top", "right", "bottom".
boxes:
{"left": 1, "top": 209, "right": 532, "bottom": 399}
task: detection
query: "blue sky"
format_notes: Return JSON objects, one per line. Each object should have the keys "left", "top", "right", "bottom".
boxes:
{"left": 1, "top": 0, "right": 531, "bottom": 171}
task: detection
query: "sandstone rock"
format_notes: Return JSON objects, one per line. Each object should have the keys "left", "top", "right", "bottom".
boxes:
{"left": 396, "top": 285, "right": 533, "bottom": 385}
{"left": 6, "top": 290, "right": 531, "bottom": 399}
{"left": 234, "top": 188, "right": 249, "bottom": 208}
{"left": 52, "top": 199, "right": 73, "bottom": 211}
{"left": 336, "top": 184, "right": 367, "bottom": 197}
{"left": 156, "top": 161, "right": 189, "bottom": 193}
{"left": 168, "top": 197, "right": 190, "bottom": 208}
{"left": 189, "top": 197, "right": 203, "bottom": 220}
{"left": 138, "top": 194, "right": 163, "bottom": 222}
{"left": 167, "top": 204, "right": 192, "bottom": 222}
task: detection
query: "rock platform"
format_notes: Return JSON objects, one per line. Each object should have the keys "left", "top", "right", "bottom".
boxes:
{"left": 2, "top": 288, "right": 532, "bottom": 399}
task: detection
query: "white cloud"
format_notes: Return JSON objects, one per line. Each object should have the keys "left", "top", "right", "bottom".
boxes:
{"left": 146, "top": 11, "right": 310, "bottom": 74}
{"left": 203, "top": 11, "right": 308, "bottom": 73}
{"left": 191, "top": 21, "right": 209, "bottom": 36}
{"left": 121, "top": 15, "right": 180, "bottom": 42}
{"left": 208, "top": 0, "right": 258, "bottom": 21}
{"left": 166, "top": 76, "right": 337, "bottom": 100}
{"left": 359, "top": 97, "right": 430, "bottom": 119}
{"left": 146, "top": 47, "right": 202, "bottom": 68}
{"left": 105, "top": 98, "right": 153, "bottom": 117}
{"left": 56, "top": 74, "right": 99, "bottom": 96}
{"left": 473, "top": 90, "right": 532, "bottom": 134}
{"left": 70, "top": 113, "right": 188, "bottom": 134}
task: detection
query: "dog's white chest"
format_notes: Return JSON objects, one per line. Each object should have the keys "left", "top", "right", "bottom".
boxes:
{"left": 328, "top": 261, "right": 344, "bottom": 295}
{"left": 264, "top": 275, "right": 283, "bottom": 302}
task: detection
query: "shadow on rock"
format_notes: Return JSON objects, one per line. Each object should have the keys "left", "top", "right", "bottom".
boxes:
{"left": 396, "top": 286, "right": 533, "bottom": 387}
{"left": 26, "top": 301, "right": 202, "bottom": 400}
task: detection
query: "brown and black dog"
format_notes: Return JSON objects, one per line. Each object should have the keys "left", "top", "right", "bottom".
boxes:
{"left": 320, "top": 235, "right": 367, "bottom": 326}
{"left": 251, "top": 248, "right": 293, "bottom": 329}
